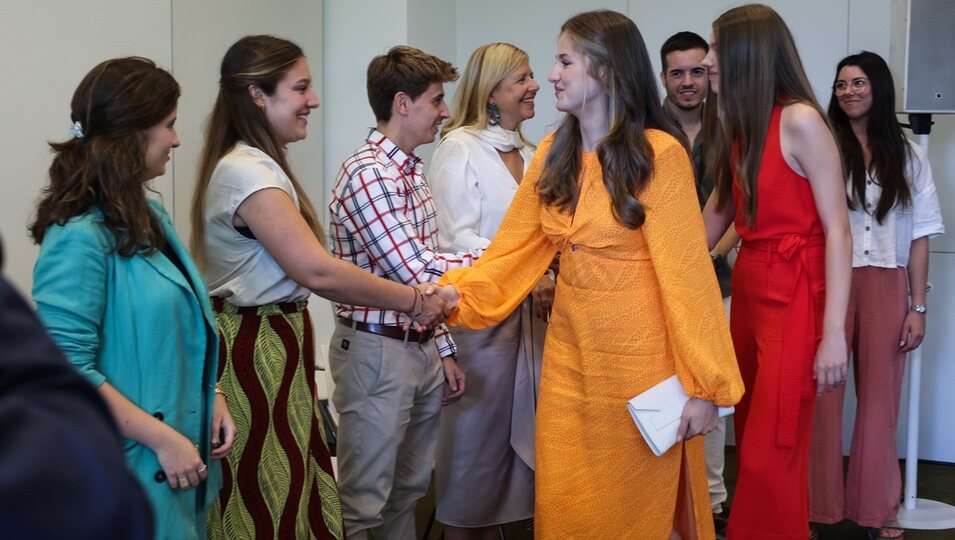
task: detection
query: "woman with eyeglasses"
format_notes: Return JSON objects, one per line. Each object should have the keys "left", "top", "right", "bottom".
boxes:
{"left": 808, "top": 51, "right": 944, "bottom": 540}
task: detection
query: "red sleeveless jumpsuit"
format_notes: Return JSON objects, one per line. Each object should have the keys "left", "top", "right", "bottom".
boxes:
{"left": 726, "top": 104, "right": 827, "bottom": 540}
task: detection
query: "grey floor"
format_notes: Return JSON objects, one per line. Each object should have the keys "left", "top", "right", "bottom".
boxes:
{"left": 414, "top": 447, "right": 955, "bottom": 539}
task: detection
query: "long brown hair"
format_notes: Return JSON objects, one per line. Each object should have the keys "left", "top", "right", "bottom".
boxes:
{"left": 828, "top": 51, "right": 911, "bottom": 223}
{"left": 537, "top": 10, "right": 680, "bottom": 229}
{"left": 711, "top": 4, "right": 827, "bottom": 224}
{"left": 191, "top": 35, "right": 322, "bottom": 266}
{"left": 441, "top": 42, "right": 532, "bottom": 146}
{"left": 30, "top": 57, "right": 180, "bottom": 255}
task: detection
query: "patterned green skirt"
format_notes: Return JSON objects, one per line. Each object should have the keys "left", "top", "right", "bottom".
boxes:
{"left": 207, "top": 299, "right": 343, "bottom": 540}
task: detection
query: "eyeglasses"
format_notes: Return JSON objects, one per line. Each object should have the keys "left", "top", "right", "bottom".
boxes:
{"left": 833, "top": 78, "right": 870, "bottom": 95}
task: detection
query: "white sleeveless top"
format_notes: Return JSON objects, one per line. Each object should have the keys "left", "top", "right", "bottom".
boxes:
{"left": 202, "top": 142, "right": 311, "bottom": 306}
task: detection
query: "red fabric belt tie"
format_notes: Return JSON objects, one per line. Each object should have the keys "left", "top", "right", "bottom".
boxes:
{"left": 746, "top": 234, "right": 825, "bottom": 448}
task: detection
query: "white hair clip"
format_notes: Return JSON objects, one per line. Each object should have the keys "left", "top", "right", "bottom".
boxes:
{"left": 69, "top": 120, "right": 85, "bottom": 139}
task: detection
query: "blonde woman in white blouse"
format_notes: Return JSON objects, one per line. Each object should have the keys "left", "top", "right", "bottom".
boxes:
{"left": 428, "top": 42, "right": 553, "bottom": 539}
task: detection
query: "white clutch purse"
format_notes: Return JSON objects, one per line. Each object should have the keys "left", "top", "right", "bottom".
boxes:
{"left": 627, "top": 375, "right": 734, "bottom": 457}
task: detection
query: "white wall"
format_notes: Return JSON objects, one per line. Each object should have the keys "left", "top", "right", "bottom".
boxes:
{"left": 0, "top": 0, "right": 326, "bottom": 345}
{"left": 0, "top": 1, "right": 173, "bottom": 294}
{"left": 325, "top": 0, "right": 955, "bottom": 462}
{"left": 170, "top": 0, "right": 325, "bottom": 240}
{"left": 170, "top": 0, "right": 328, "bottom": 345}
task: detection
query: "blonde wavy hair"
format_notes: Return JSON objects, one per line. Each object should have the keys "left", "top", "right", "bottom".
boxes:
{"left": 441, "top": 42, "right": 533, "bottom": 145}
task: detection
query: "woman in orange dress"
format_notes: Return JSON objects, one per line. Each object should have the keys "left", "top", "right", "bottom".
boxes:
{"left": 438, "top": 10, "right": 743, "bottom": 538}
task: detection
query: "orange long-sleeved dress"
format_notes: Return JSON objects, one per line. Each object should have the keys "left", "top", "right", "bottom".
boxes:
{"left": 440, "top": 130, "right": 744, "bottom": 539}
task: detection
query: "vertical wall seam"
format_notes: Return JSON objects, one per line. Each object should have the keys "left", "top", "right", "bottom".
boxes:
{"left": 169, "top": 0, "right": 176, "bottom": 222}
{"left": 846, "top": 0, "right": 852, "bottom": 55}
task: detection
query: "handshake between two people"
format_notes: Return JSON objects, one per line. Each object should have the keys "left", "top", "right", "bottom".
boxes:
{"left": 403, "top": 269, "right": 558, "bottom": 332}
{"left": 404, "top": 283, "right": 461, "bottom": 331}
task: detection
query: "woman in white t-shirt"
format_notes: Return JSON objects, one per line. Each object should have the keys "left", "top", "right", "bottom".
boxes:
{"left": 190, "top": 35, "right": 445, "bottom": 540}
{"left": 428, "top": 42, "right": 552, "bottom": 539}
{"left": 809, "top": 51, "right": 945, "bottom": 540}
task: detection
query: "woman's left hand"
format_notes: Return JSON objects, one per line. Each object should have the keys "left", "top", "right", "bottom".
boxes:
{"left": 441, "top": 356, "right": 467, "bottom": 406}
{"left": 813, "top": 333, "right": 849, "bottom": 394}
{"left": 531, "top": 274, "right": 556, "bottom": 321}
{"left": 677, "top": 398, "right": 718, "bottom": 442}
{"left": 211, "top": 393, "right": 236, "bottom": 459}
{"left": 899, "top": 311, "right": 926, "bottom": 353}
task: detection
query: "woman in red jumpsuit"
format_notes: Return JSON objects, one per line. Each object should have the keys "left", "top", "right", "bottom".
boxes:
{"left": 700, "top": 5, "right": 852, "bottom": 540}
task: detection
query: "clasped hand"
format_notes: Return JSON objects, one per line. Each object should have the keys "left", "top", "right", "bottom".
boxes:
{"left": 405, "top": 284, "right": 461, "bottom": 330}
{"left": 676, "top": 397, "right": 719, "bottom": 442}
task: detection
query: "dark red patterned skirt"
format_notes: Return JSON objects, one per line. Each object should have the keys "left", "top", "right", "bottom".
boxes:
{"left": 207, "top": 299, "right": 343, "bottom": 540}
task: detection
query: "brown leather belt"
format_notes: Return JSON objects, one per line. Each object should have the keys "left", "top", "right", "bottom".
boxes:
{"left": 337, "top": 316, "right": 435, "bottom": 343}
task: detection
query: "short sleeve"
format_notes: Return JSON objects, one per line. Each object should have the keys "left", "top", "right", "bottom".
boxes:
{"left": 210, "top": 146, "right": 299, "bottom": 222}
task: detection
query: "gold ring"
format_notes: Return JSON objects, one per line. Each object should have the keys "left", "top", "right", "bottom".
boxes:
{"left": 178, "top": 478, "right": 189, "bottom": 488}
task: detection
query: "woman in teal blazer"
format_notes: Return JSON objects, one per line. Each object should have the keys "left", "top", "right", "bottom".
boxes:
{"left": 30, "top": 57, "right": 235, "bottom": 540}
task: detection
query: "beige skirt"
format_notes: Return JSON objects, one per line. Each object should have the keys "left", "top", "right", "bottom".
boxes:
{"left": 434, "top": 297, "right": 546, "bottom": 527}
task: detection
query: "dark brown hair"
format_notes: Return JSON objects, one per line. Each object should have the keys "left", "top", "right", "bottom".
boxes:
{"left": 191, "top": 35, "right": 322, "bottom": 266}
{"left": 660, "top": 31, "right": 709, "bottom": 72}
{"left": 537, "top": 10, "right": 680, "bottom": 229}
{"left": 828, "top": 51, "right": 911, "bottom": 223}
{"left": 366, "top": 46, "right": 458, "bottom": 123}
{"left": 30, "top": 57, "right": 180, "bottom": 255}
{"left": 710, "top": 4, "right": 827, "bottom": 224}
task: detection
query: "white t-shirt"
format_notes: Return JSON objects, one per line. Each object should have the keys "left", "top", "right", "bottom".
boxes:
{"left": 202, "top": 142, "right": 311, "bottom": 305}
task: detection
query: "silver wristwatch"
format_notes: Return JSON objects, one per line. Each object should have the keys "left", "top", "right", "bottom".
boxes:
{"left": 911, "top": 304, "right": 927, "bottom": 314}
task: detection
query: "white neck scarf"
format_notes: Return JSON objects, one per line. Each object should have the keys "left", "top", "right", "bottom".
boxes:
{"left": 470, "top": 124, "right": 525, "bottom": 152}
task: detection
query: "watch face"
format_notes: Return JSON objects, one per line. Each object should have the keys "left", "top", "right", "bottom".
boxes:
{"left": 913, "top": 305, "right": 927, "bottom": 314}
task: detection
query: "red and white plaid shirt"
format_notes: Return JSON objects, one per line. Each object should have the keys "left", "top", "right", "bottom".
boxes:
{"left": 329, "top": 129, "right": 480, "bottom": 357}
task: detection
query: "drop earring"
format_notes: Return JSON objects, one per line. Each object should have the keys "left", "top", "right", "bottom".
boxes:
{"left": 487, "top": 102, "right": 501, "bottom": 126}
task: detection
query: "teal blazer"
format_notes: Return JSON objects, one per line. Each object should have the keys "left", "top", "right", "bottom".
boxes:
{"left": 33, "top": 200, "right": 222, "bottom": 540}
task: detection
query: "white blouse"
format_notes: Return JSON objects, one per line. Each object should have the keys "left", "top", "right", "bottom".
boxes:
{"left": 849, "top": 141, "right": 944, "bottom": 268}
{"left": 201, "top": 142, "right": 311, "bottom": 306}
{"left": 428, "top": 127, "right": 535, "bottom": 251}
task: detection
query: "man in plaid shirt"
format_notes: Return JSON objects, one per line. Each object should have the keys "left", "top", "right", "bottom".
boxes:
{"left": 328, "top": 46, "right": 479, "bottom": 539}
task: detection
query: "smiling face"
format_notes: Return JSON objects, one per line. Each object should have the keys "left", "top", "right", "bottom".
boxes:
{"left": 490, "top": 62, "right": 539, "bottom": 130}
{"left": 406, "top": 81, "right": 451, "bottom": 149}
{"left": 835, "top": 64, "right": 873, "bottom": 122}
{"left": 142, "top": 107, "right": 179, "bottom": 181}
{"left": 547, "top": 32, "right": 605, "bottom": 118}
{"left": 259, "top": 57, "right": 319, "bottom": 146}
{"left": 701, "top": 30, "right": 720, "bottom": 94}
{"left": 661, "top": 48, "right": 708, "bottom": 111}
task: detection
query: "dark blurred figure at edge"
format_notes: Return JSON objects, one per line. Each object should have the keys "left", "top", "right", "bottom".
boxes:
{"left": 0, "top": 238, "right": 153, "bottom": 540}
